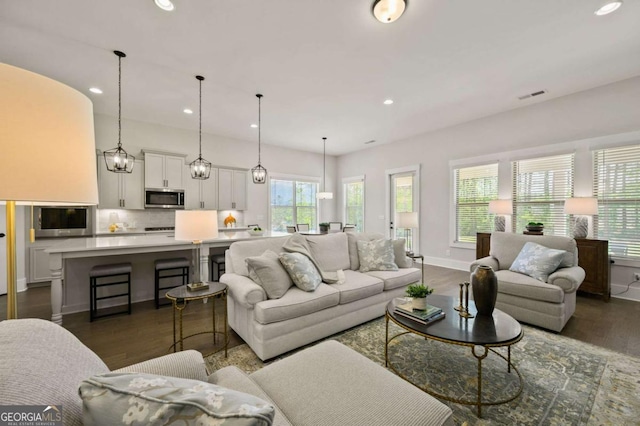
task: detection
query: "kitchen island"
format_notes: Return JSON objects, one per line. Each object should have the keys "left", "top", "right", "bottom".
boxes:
{"left": 46, "top": 231, "right": 285, "bottom": 325}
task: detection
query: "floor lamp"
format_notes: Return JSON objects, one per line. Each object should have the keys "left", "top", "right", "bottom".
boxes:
{"left": 0, "top": 63, "right": 99, "bottom": 319}
{"left": 396, "top": 212, "right": 419, "bottom": 255}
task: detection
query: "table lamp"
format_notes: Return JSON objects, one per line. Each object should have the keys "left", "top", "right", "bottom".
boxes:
{"left": 396, "top": 212, "right": 419, "bottom": 255}
{"left": 488, "top": 200, "right": 513, "bottom": 232}
{"left": 564, "top": 197, "right": 598, "bottom": 239}
{"left": 175, "top": 210, "right": 218, "bottom": 290}
{"left": 0, "top": 63, "right": 99, "bottom": 320}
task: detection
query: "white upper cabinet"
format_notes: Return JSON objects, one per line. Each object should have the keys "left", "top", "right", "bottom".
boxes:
{"left": 98, "top": 158, "right": 144, "bottom": 209}
{"left": 218, "top": 168, "right": 247, "bottom": 210}
{"left": 185, "top": 166, "right": 218, "bottom": 210}
{"left": 143, "top": 151, "right": 185, "bottom": 189}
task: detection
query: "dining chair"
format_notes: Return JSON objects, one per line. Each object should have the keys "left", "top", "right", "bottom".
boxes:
{"left": 286, "top": 226, "right": 297, "bottom": 233}
{"left": 296, "top": 224, "right": 310, "bottom": 232}
{"left": 342, "top": 224, "right": 356, "bottom": 233}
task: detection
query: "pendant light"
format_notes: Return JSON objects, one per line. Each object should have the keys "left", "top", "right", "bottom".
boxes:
{"left": 189, "top": 75, "right": 212, "bottom": 179}
{"left": 372, "top": 0, "right": 407, "bottom": 23}
{"left": 316, "top": 137, "right": 333, "bottom": 200}
{"left": 251, "top": 94, "right": 267, "bottom": 184}
{"left": 104, "top": 50, "right": 135, "bottom": 173}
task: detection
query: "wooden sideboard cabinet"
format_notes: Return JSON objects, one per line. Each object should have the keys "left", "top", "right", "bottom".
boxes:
{"left": 475, "top": 233, "right": 610, "bottom": 301}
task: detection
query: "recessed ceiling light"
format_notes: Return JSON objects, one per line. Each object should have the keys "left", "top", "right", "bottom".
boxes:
{"left": 154, "top": 0, "right": 175, "bottom": 12}
{"left": 183, "top": 108, "right": 193, "bottom": 114}
{"left": 250, "top": 124, "right": 258, "bottom": 128}
{"left": 595, "top": 1, "right": 622, "bottom": 15}
{"left": 89, "top": 87, "right": 103, "bottom": 94}
{"left": 383, "top": 99, "right": 394, "bottom": 105}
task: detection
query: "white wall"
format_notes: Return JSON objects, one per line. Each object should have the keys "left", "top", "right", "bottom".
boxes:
{"left": 337, "top": 75, "right": 640, "bottom": 301}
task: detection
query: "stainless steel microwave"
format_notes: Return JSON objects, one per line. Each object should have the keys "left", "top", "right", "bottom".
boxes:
{"left": 145, "top": 188, "right": 185, "bottom": 209}
{"left": 35, "top": 206, "right": 94, "bottom": 238}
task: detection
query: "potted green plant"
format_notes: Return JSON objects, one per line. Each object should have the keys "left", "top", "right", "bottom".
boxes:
{"left": 319, "top": 223, "right": 330, "bottom": 234}
{"left": 405, "top": 283, "right": 434, "bottom": 310}
{"left": 526, "top": 222, "right": 544, "bottom": 232}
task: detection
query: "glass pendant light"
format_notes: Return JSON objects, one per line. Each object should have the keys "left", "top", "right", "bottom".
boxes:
{"left": 189, "top": 75, "right": 212, "bottom": 180}
{"left": 316, "top": 137, "right": 333, "bottom": 200}
{"left": 251, "top": 94, "right": 267, "bottom": 184}
{"left": 104, "top": 50, "right": 135, "bottom": 173}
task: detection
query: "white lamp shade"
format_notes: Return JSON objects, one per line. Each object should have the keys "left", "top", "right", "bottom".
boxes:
{"left": 0, "top": 63, "right": 98, "bottom": 205}
{"left": 564, "top": 197, "right": 598, "bottom": 215}
{"left": 316, "top": 191, "right": 334, "bottom": 200}
{"left": 396, "top": 212, "right": 419, "bottom": 228}
{"left": 175, "top": 210, "right": 219, "bottom": 241}
{"left": 488, "top": 200, "right": 513, "bottom": 215}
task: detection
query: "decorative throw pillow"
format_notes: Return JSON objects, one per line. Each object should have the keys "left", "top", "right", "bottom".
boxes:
{"left": 279, "top": 252, "right": 322, "bottom": 291}
{"left": 392, "top": 239, "right": 413, "bottom": 268}
{"left": 246, "top": 250, "right": 293, "bottom": 299}
{"left": 509, "top": 242, "right": 567, "bottom": 282}
{"left": 357, "top": 239, "right": 399, "bottom": 272}
{"left": 79, "top": 372, "right": 275, "bottom": 426}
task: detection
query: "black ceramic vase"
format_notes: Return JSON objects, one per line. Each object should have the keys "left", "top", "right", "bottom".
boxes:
{"left": 471, "top": 265, "right": 498, "bottom": 316}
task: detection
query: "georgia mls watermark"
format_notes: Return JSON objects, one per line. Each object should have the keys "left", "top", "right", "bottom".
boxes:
{"left": 0, "top": 405, "right": 62, "bottom": 426}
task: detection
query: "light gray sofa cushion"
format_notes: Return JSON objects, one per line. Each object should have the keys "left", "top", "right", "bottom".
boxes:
{"left": 333, "top": 270, "right": 384, "bottom": 304}
{"left": 305, "top": 232, "right": 351, "bottom": 272}
{"left": 357, "top": 239, "right": 398, "bottom": 272}
{"left": 496, "top": 270, "right": 565, "bottom": 303}
{"left": 254, "top": 284, "right": 340, "bottom": 325}
{"left": 392, "top": 239, "right": 413, "bottom": 268}
{"left": 490, "top": 232, "right": 577, "bottom": 270}
{"left": 346, "top": 232, "right": 384, "bottom": 270}
{"left": 509, "top": 242, "right": 567, "bottom": 282}
{"left": 366, "top": 268, "right": 422, "bottom": 291}
{"left": 279, "top": 252, "right": 322, "bottom": 292}
{"left": 250, "top": 340, "right": 454, "bottom": 426}
{"left": 246, "top": 250, "right": 293, "bottom": 299}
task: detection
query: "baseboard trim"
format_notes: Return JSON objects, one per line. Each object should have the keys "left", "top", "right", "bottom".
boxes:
{"left": 610, "top": 283, "right": 640, "bottom": 302}
{"left": 423, "top": 256, "right": 469, "bottom": 272}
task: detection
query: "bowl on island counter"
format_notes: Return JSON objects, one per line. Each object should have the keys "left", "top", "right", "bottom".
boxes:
{"left": 248, "top": 227, "right": 265, "bottom": 236}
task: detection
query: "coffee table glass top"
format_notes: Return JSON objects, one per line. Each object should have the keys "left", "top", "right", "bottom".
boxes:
{"left": 387, "top": 294, "right": 522, "bottom": 346}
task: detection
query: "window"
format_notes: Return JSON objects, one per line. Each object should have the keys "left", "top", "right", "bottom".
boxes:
{"left": 454, "top": 163, "right": 498, "bottom": 243}
{"left": 512, "top": 153, "right": 574, "bottom": 235}
{"left": 270, "top": 178, "right": 318, "bottom": 232}
{"left": 343, "top": 176, "right": 365, "bottom": 232}
{"left": 593, "top": 144, "right": 640, "bottom": 259}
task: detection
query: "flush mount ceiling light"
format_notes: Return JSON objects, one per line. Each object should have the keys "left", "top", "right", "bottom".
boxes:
{"left": 372, "top": 0, "right": 407, "bottom": 23}
{"left": 103, "top": 50, "right": 135, "bottom": 173}
{"left": 595, "top": 1, "right": 622, "bottom": 15}
{"left": 316, "top": 137, "right": 333, "bottom": 200}
{"left": 251, "top": 94, "right": 267, "bottom": 184}
{"left": 154, "top": 0, "right": 175, "bottom": 11}
{"left": 189, "top": 76, "right": 212, "bottom": 180}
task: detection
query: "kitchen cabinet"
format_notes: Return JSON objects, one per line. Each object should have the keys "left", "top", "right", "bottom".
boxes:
{"left": 218, "top": 168, "right": 247, "bottom": 210}
{"left": 144, "top": 152, "right": 185, "bottom": 189}
{"left": 29, "top": 239, "right": 57, "bottom": 283}
{"left": 98, "top": 158, "right": 144, "bottom": 209}
{"left": 185, "top": 166, "right": 218, "bottom": 210}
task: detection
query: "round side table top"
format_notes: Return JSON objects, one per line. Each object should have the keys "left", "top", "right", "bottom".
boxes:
{"left": 165, "top": 282, "right": 227, "bottom": 301}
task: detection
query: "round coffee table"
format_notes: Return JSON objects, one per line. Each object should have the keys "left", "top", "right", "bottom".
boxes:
{"left": 385, "top": 294, "right": 523, "bottom": 417}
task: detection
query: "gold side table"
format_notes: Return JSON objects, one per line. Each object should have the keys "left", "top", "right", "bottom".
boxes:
{"left": 408, "top": 253, "right": 424, "bottom": 283}
{"left": 165, "top": 282, "right": 228, "bottom": 358}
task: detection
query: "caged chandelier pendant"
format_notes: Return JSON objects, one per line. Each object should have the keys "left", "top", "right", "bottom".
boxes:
{"left": 189, "top": 75, "right": 212, "bottom": 179}
{"left": 104, "top": 50, "right": 135, "bottom": 173}
{"left": 251, "top": 94, "right": 267, "bottom": 184}
{"left": 316, "top": 137, "right": 333, "bottom": 199}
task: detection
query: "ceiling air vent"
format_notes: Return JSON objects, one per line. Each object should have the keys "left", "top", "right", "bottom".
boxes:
{"left": 518, "top": 90, "right": 547, "bottom": 101}
{"left": 364, "top": 140, "right": 376, "bottom": 145}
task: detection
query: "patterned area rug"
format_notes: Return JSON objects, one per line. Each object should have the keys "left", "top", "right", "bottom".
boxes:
{"left": 206, "top": 317, "right": 640, "bottom": 425}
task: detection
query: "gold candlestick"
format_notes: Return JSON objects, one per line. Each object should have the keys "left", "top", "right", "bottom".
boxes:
{"left": 459, "top": 281, "right": 474, "bottom": 318}
{"left": 454, "top": 282, "right": 464, "bottom": 311}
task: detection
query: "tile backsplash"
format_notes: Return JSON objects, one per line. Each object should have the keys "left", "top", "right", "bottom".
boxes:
{"left": 97, "top": 209, "right": 245, "bottom": 232}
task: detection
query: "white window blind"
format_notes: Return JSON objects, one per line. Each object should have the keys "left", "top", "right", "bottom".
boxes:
{"left": 454, "top": 163, "right": 498, "bottom": 243}
{"left": 344, "top": 177, "right": 365, "bottom": 232}
{"left": 593, "top": 144, "right": 640, "bottom": 259}
{"left": 512, "top": 153, "right": 574, "bottom": 235}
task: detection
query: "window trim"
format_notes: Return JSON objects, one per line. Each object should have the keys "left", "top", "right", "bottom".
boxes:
{"left": 268, "top": 173, "right": 320, "bottom": 232}
{"left": 343, "top": 175, "right": 365, "bottom": 232}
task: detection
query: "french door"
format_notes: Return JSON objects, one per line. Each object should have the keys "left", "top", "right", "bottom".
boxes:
{"left": 386, "top": 165, "right": 420, "bottom": 254}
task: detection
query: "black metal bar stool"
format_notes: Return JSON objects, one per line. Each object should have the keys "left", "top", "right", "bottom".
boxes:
{"left": 155, "top": 258, "right": 190, "bottom": 308}
{"left": 89, "top": 262, "right": 132, "bottom": 321}
{"left": 210, "top": 254, "right": 226, "bottom": 282}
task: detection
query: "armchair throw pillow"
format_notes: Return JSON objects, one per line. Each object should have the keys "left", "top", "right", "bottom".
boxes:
{"left": 246, "top": 250, "right": 293, "bottom": 299}
{"left": 509, "top": 242, "right": 567, "bottom": 282}
{"left": 357, "top": 239, "right": 399, "bottom": 272}
{"left": 79, "top": 372, "right": 275, "bottom": 426}
{"left": 279, "top": 252, "right": 322, "bottom": 291}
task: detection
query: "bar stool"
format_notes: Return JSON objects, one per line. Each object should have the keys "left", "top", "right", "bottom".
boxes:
{"left": 210, "top": 254, "right": 226, "bottom": 282}
{"left": 89, "top": 263, "right": 132, "bottom": 322}
{"left": 155, "top": 258, "right": 190, "bottom": 309}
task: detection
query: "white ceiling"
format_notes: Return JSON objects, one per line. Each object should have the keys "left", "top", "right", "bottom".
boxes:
{"left": 1, "top": 0, "right": 639, "bottom": 156}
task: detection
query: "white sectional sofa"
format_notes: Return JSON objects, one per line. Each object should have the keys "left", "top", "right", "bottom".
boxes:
{"left": 221, "top": 232, "right": 421, "bottom": 360}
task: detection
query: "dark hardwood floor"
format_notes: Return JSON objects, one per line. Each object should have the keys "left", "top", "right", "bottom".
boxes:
{"left": 1, "top": 265, "right": 639, "bottom": 370}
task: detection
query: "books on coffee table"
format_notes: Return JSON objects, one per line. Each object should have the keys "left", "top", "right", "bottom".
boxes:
{"left": 395, "top": 302, "right": 444, "bottom": 325}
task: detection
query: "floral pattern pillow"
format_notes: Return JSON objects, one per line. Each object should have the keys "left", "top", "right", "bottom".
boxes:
{"left": 79, "top": 372, "right": 275, "bottom": 426}
{"left": 357, "top": 239, "right": 399, "bottom": 272}
{"left": 279, "top": 252, "right": 322, "bottom": 291}
{"left": 509, "top": 242, "right": 567, "bottom": 282}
